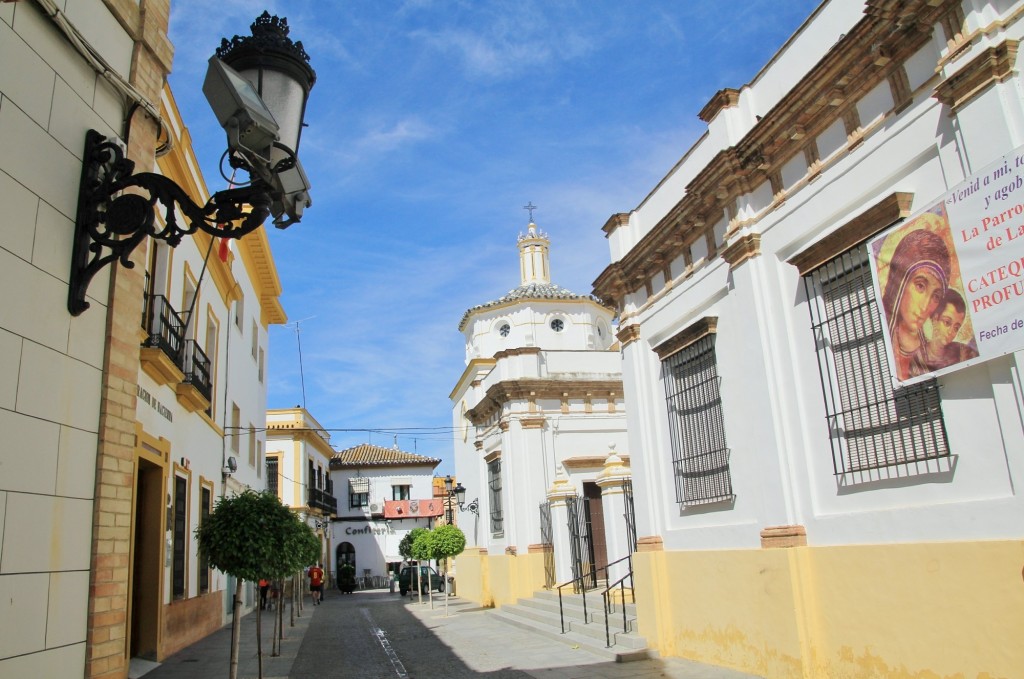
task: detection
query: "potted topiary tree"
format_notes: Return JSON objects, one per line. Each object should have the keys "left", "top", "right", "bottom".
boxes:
{"left": 338, "top": 562, "right": 356, "bottom": 594}
{"left": 195, "top": 489, "right": 319, "bottom": 679}
{"left": 430, "top": 524, "right": 466, "bottom": 617}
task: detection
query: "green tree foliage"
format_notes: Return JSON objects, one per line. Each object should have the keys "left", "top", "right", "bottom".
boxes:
{"left": 430, "top": 524, "right": 466, "bottom": 561}
{"left": 194, "top": 489, "right": 320, "bottom": 679}
{"left": 195, "top": 489, "right": 319, "bottom": 581}
{"left": 411, "top": 529, "right": 436, "bottom": 561}
{"left": 399, "top": 527, "right": 427, "bottom": 561}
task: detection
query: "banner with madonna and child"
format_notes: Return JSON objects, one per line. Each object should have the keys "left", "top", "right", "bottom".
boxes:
{"left": 869, "top": 144, "right": 1024, "bottom": 386}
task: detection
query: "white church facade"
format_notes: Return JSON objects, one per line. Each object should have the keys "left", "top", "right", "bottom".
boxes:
{"left": 590, "top": 0, "right": 1024, "bottom": 677}
{"left": 451, "top": 221, "right": 631, "bottom": 606}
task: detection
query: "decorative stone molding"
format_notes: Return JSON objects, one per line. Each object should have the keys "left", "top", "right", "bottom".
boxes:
{"left": 547, "top": 465, "right": 576, "bottom": 501}
{"left": 505, "top": 546, "right": 518, "bottom": 556}
{"left": 562, "top": 454, "right": 631, "bottom": 470}
{"left": 698, "top": 87, "right": 741, "bottom": 123}
{"left": 934, "top": 39, "right": 1019, "bottom": 113}
{"left": 519, "top": 417, "right": 546, "bottom": 429}
{"left": 788, "top": 192, "right": 914, "bottom": 275}
{"left": 721, "top": 232, "right": 762, "bottom": 268}
{"left": 636, "top": 536, "right": 664, "bottom": 552}
{"left": 528, "top": 543, "right": 553, "bottom": 553}
{"left": 602, "top": 212, "right": 630, "bottom": 236}
{"left": 466, "top": 378, "right": 623, "bottom": 424}
{"left": 493, "top": 346, "right": 543, "bottom": 360}
{"left": 652, "top": 317, "right": 718, "bottom": 361}
{"left": 484, "top": 449, "right": 502, "bottom": 464}
{"left": 498, "top": 420, "right": 510, "bottom": 432}
{"left": 596, "top": 444, "right": 632, "bottom": 489}
{"left": 760, "top": 524, "right": 807, "bottom": 549}
{"left": 616, "top": 324, "right": 641, "bottom": 348}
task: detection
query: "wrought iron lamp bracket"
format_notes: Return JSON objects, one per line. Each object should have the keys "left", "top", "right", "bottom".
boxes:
{"left": 68, "top": 129, "right": 272, "bottom": 315}
{"left": 462, "top": 498, "right": 480, "bottom": 516}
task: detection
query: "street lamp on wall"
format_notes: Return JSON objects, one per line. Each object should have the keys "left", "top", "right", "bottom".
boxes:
{"left": 443, "top": 475, "right": 479, "bottom": 521}
{"left": 68, "top": 12, "right": 316, "bottom": 316}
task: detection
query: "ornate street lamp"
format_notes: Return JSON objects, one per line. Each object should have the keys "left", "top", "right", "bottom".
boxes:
{"left": 443, "top": 475, "right": 478, "bottom": 522}
{"left": 68, "top": 12, "right": 316, "bottom": 315}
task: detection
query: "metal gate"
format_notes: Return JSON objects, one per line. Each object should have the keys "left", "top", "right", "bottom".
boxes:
{"left": 623, "top": 479, "right": 637, "bottom": 553}
{"left": 538, "top": 501, "right": 555, "bottom": 588}
{"left": 566, "top": 495, "right": 597, "bottom": 591}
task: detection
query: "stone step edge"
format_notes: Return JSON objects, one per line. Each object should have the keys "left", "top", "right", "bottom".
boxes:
{"left": 488, "top": 608, "right": 651, "bottom": 663}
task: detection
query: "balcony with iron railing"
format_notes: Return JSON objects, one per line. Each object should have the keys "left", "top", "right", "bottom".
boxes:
{"left": 176, "top": 339, "right": 212, "bottom": 413}
{"left": 308, "top": 487, "right": 338, "bottom": 516}
{"left": 140, "top": 293, "right": 186, "bottom": 385}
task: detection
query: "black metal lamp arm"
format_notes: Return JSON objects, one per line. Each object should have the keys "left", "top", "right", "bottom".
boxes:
{"left": 69, "top": 129, "right": 271, "bottom": 316}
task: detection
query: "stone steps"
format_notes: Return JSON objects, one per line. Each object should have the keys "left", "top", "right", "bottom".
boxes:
{"left": 488, "top": 589, "right": 650, "bottom": 663}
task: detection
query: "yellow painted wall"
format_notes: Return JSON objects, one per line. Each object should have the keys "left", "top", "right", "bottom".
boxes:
{"left": 635, "top": 540, "right": 1024, "bottom": 679}
{"left": 634, "top": 547, "right": 804, "bottom": 677}
{"left": 453, "top": 548, "right": 489, "bottom": 606}
{"left": 452, "top": 550, "right": 547, "bottom": 608}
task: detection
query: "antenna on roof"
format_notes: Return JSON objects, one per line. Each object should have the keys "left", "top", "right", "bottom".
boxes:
{"left": 288, "top": 316, "right": 316, "bottom": 409}
{"left": 393, "top": 434, "right": 398, "bottom": 449}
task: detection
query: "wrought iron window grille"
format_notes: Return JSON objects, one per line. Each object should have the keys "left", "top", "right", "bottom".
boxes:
{"left": 803, "top": 244, "right": 951, "bottom": 482}
{"left": 661, "top": 334, "right": 735, "bottom": 506}
{"left": 488, "top": 459, "right": 504, "bottom": 534}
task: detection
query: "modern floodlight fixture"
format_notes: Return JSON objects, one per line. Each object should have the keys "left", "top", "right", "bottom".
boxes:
{"left": 68, "top": 12, "right": 315, "bottom": 316}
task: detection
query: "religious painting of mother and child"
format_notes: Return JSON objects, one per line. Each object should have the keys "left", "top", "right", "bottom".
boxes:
{"left": 870, "top": 145, "right": 1024, "bottom": 385}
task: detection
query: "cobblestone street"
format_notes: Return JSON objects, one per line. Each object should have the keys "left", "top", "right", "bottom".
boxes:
{"left": 133, "top": 589, "right": 762, "bottom": 679}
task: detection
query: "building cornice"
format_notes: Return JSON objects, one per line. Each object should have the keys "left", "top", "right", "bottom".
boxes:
{"left": 449, "top": 358, "right": 498, "bottom": 401}
{"left": 592, "top": 0, "right": 957, "bottom": 307}
{"left": 466, "top": 377, "right": 623, "bottom": 425}
{"left": 933, "top": 39, "right": 1019, "bottom": 113}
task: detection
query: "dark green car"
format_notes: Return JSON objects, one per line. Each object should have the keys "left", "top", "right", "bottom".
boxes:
{"left": 398, "top": 565, "right": 445, "bottom": 595}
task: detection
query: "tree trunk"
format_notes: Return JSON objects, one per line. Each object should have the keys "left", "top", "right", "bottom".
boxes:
{"left": 256, "top": 599, "right": 263, "bottom": 679}
{"left": 415, "top": 561, "right": 422, "bottom": 604}
{"left": 427, "top": 559, "right": 434, "bottom": 610}
{"left": 229, "top": 578, "right": 243, "bottom": 679}
{"left": 271, "top": 588, "right": 280, "bottom": 657}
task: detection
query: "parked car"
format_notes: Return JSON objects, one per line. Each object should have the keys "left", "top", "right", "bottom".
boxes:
{"left": 398, "top": 565, "right": 445, "bottom": 595}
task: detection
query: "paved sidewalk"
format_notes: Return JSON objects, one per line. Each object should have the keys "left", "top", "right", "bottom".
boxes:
{"left": 134, "top": 589, "right": 763, "bottom": 679}
{"left": 130, "top": 599, "right": 314, "bottom": 679}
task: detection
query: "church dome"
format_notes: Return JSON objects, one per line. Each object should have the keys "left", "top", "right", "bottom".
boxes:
{"left": 458, "top": 219, "right": 611, "bottom": 331}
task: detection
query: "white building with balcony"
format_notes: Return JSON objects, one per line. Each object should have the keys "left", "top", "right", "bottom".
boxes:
{"left": 328, "top": 444, "right": 442, "bottom": 587}
{"left": 265, "top": 407, "right": 339, "bottom": 573}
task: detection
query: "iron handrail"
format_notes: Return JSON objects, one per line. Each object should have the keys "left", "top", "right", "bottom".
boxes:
{"left": 555, "top": 553, "right": 635, "bottom": 637}
{"left": 600, "top": 561, "right": 635, "bottom": 647}
{"left": 555, "top": 574, "right": 589, "bottom": 634}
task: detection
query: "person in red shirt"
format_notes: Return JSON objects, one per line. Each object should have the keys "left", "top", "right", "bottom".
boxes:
{"left": 258, "top": 578, "right": 270, "bottom": 610}
{"left": 308, "top": 564, "right": 324, "bottom": 605}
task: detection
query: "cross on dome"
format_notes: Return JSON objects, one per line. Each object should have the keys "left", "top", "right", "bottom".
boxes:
{"left": 523, "top": 201, "right": 537, "bottom": 223}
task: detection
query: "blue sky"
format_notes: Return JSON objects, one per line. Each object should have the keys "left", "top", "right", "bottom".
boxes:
{"left": 167, "top": 1, "right": 821, "bottom": 472}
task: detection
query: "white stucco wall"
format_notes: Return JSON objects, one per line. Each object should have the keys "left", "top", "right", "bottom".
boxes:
{"left": 618, "top": 0, "right": 1024, "bottom": 554}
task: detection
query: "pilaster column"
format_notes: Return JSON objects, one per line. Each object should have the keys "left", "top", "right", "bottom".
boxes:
{"left": 595, "top": 445, "right": 632, "bottom": 583}
{"left": 545, "top": 466, "right": 576, "bottom": 584}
